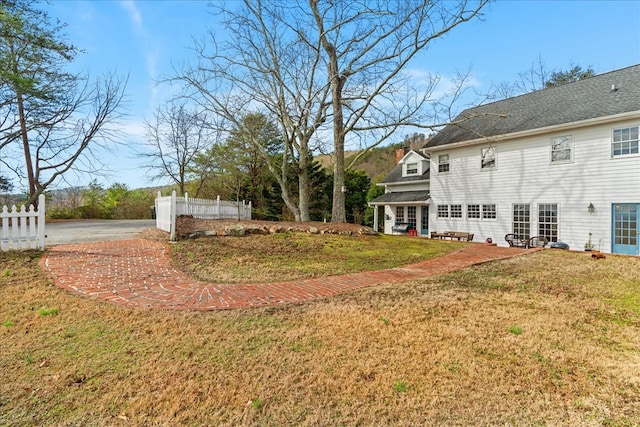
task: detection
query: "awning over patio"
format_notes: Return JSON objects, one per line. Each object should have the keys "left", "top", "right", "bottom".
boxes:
{"left": 369, "top": 190, "right": 430, "bottom": 206}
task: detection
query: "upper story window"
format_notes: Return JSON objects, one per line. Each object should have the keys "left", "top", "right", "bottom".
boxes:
{"left": 480, "top": 147, "right": 496, "bottom": 169}
{"left": 438, "top": 154, "right": 450, "bottom": 173}
{"left": 406, "top": 162, "right": 418, "bottom": 175}
{"left": 612, "top": 126, "right": 639, "bottom": 156}
{"left": 551, "top": 135, "right": 572, "bottom": 163}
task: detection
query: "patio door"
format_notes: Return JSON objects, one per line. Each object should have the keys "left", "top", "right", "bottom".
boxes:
{"left": 612, "top": 204, "right": 639, "bottom": 255}
{"left": 420, "top": 206, "right": 429, "bottom": 236}
{"left": 513, "top": 204, "right": 531, "bottom": 239}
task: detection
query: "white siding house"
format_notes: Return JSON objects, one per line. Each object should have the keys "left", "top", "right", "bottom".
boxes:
{"left": 369, "top": 149, "right": 431, "bottom": 236}
{"left": 425, "top": 65, "right": 640, "bottom": 255}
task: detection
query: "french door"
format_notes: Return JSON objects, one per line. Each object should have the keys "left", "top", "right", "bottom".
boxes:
{"left": 420, "top": 206, "right": 429, "bottom": 236}
{"left": 612, "top": 204, "right": 639, "bottom": 255}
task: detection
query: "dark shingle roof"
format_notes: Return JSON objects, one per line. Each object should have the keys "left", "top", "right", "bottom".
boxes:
{"left": 426, "top": 64, "right": 640, "bottom": 148}
{"left": 369, "top": 190, "right": 430, "bottom": 205}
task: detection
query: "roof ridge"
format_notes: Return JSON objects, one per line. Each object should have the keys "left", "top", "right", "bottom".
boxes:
{"left": 468, "top": 63, "right": 640, "bottom": 111}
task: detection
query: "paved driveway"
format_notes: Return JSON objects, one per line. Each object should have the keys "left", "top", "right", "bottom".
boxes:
{"left": 45, "top": 219, "right": 156, "bottom": 245}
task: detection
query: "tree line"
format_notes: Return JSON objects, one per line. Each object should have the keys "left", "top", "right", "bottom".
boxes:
{"left": 46, "top": 181, "right": 156, "bottom": 220}
{"left": 1, "top": 0, "right": 596, "bottom": 225}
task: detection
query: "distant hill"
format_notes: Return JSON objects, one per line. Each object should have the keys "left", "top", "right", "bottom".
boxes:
{"left": 315, "top": 133, "right": 430, "bottom": 183}
{"left": 314, "top": 143, "right": 405, "bottom": 183}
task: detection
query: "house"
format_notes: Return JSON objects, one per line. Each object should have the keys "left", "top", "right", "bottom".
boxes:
{"left": 424, "top": 64, "right": 640, "bottom": 255}
{"left": 369, "top": 148, "right": 431, "bottom": 236}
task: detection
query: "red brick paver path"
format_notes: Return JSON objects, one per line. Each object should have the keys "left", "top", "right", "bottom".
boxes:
{"left": 40, "top": 239, "right": 529, "bottom": 310}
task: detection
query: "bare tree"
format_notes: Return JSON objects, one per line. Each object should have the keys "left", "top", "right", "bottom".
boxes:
{"left": 141, "top": 102, "right": 217, "bottom": 195}
{"left": 177, "top": 0, "right": 487, "bottom": 222}
{"left": 0, "top": 0, "right": 127, "bottom": 207}
{"left": 307, "top": 0, "right": 488, "bottom": 221}
{"left": 175, "top": 0, "right": 331, "bottom": 221}
{"left": 491, "top": 57, "right": 596, "bottom": 99}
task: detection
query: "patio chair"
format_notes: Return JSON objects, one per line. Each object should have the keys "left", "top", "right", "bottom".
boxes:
{"left": 505, "top": 233, "right": 528, "bottom": 248}
{"left": 526, "top": 236, "right": 549, "bottom": 249}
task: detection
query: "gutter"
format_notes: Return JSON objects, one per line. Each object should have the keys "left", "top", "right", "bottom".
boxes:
{"left": 425, "top": 111, "right": 640, "bottom": 152}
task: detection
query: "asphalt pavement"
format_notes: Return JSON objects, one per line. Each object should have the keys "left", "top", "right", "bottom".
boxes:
{"left": 45, "top": 219, "right": 156, "bottom": 246}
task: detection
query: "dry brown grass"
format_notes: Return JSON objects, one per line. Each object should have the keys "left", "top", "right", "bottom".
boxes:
{"left": 1, "top": 248, "right": 639, "bottom": 426}
{"left": 168, "top": 233, "right": 467, "bottom": 283}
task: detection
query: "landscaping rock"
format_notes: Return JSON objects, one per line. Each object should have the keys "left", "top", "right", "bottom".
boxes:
{"left": 173, "top": 217, "right": 379, "bottom": 239}
{"left": 225, "top": 225, "right": 246, "bottom": 237}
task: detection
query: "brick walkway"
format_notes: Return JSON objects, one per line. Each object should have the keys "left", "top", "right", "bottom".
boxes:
{"left": 40, "top": 239, "right": 529, "bottom": 310}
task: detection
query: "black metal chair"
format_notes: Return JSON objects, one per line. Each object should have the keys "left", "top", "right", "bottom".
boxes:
{"left": 505, "top": 233, "right": 528, "bottom": 248}
{"left": 526, "top": 236, "right": 549, "bottom": 249}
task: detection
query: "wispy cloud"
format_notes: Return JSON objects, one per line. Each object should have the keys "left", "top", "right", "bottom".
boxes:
{"left": 120, "top": 1, "right": 144, "bottom": 34}
{"left": 119, "top": 1, "right": 163, "bottom": 111}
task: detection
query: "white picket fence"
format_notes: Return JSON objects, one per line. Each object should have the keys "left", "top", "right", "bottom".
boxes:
{"left": 155, "top": 191, "right": 252, "bottom": 240}
{"left": 0, "top": 194, "right": 46, "bottom": 251}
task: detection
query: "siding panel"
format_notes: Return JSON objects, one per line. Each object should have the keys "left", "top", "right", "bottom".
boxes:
{"left": 429, "top": 119, "right": 640, "bottom": 252}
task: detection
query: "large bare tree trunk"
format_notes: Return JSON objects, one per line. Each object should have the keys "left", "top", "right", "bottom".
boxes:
{"left": 16, "top": 90, "right": 37, "bottom": 206}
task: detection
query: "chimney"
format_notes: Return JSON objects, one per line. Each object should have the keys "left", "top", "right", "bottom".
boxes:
{"left": 395, "top": 147, "right": 409, "bottom": 164}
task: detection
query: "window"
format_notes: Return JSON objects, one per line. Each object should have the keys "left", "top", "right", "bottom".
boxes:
{"left": 406, "top": 162, "right": 418, "bottom": 175}
{"left": 407, "top": 206, "right": 417, "bottom": 229}
{"left": 612, "top": 126, "right": 639, "bottom": 156}
{"left": 614, "top": 204, "right": 638, "bottom": 246}
{"left": 481, "top": 147, "right": 496, "bottom": 169}
{"left": 396, "top": 206, "right": 405, "bottom": 223}
{"left": 437, "top": 205, "right": 449, "bottom": 218}
{"left": 482, "top": 204, "right": 497, "bottom": 219}
{"left": 467, "top": 204, "right": 480, "bottom": 219}
{"left": 450, "top": 205, "right": 462, "bottom": 218}
{"left": 538, "top": 204, "right": 558, "bottom": 242}
{"left": 513, "top": 204, "right": 530, "bottom": 239}
{"left": 551, "top": 135, "right": 572, "bottom": 163}
{"left": 438, "top": 154, "right": 450, "bottom": 173}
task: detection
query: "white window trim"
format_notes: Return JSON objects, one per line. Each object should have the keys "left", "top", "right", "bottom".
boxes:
{"left": 611, "top": 125, "right": 640, "bottom": 158}
{"left": 480, "top": 146, "right": 496, "bottom": 170}
{"left": 450, "top": 204, "right": 463, "bottom": 219}
{"left": 437, "top": 204, "right": 449, "bottom": 218}
{"left": 482, "top": 204, "right": 497, "bottom": 221}
{"left": 467, "top": 204, "right": 481, "bottom": 220}
{"left": 404, "top": 162, "right": 419, "bottom": 176}
{"left": 550, "top": 135, "right": 573, "bottom": 164}
{"left": 438, "top": 154, "right": 450, "bottom": 174}
{"left": 466, "top": 203, "right": 497, "bottom": 221}
{"left": 537, "top": 202, "right": 560, "bottom": 242}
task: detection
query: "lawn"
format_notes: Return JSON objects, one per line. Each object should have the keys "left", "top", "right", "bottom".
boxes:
{"left": 1, "top": 240, "right": 639, "bottom": 425}
{"left": 168, "top": 233, "right": 468, "bottom": 283}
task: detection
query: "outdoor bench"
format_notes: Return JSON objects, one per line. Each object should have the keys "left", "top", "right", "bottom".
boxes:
{"left": 431, "top": 231, "right": 474, "bottom": 241}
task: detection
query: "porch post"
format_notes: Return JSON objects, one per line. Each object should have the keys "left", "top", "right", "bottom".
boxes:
{"left": 373, "top": 205, "right": 379, "bottom": 232}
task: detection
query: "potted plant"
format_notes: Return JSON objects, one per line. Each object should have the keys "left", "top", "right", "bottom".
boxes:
{"left": 584, "top": 232, "right": 594, "bottom": 251}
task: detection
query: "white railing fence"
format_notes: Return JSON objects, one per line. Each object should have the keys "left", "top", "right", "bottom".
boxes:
{"left": 155, "top": 191, "right": 252, "bottom": 240}
{"left": 0, "top": 194, "right": 46, "bottom": 251}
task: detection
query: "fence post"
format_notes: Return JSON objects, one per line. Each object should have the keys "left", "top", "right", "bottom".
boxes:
{"left": 37, "top": 194, "right": 45, "bottom": 250}
{"left": 1, "top": 206, "right": 7, "bottom": 251}
{"left": 216, "top": 195, "right": 220, "bottom": 219}
{"left": 155, "top": 191, "right": 161, "bottom": 229}
{"left": 170, "top": 190, "right": 177, "bottom": 241}
{"left": 184, "top": 192, "right": 189, "bottom": 216}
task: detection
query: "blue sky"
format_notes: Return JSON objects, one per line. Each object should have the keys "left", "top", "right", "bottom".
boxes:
{"left": 34, "top": 0, "right": 640, "bottom": 190}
